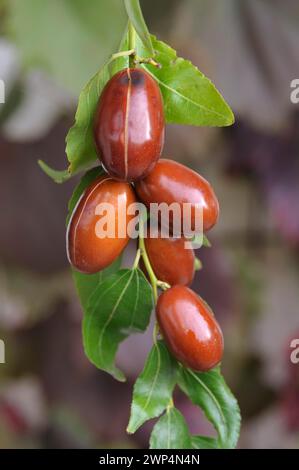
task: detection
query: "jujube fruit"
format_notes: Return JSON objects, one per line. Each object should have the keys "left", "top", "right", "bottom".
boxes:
{"left": 156, "top": 285, "right": 224, "bottom": 371}
{"left": 94, "top": 68, "right": 165, "bottom": 182}
{"left": 67, "top": 175, "right": 136, "bottom": 274}
{"left": 144, "top": 227, "right": 195, "bottom": 286}
{"left": 135, "top": 159, "right": 219, "bottom": 233}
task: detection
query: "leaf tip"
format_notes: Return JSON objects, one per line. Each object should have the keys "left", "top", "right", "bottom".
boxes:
{"left": 224, "top": 108, "right": 235, "bottom": 126}
{"left": 113, "top": 369, "right": 127, "bottom": 383}
{"left": 38, "top": 159, "right": 71, "bottom": 184}
{"left": 126, "top": 417, "right": 140, "bottom": 435}
{"left": 126, "top": 425, "right": 134, "bottom": 435}
{"left": 37, "top": 159, "right": 47, "bottom": 171}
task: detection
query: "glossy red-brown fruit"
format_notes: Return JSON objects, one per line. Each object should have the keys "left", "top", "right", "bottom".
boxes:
{"left": 135, "top": 159, "right": 219, "bottom": 233}
{"left": 67, "top": 175, "right": 136, "bottom": 274}
{"left": 144, "top": 228, "right": 195, "bottom": 286}
{"left": 94, "top": 68, "right": 165, "bottom": 182}
{"left": 156, "top": 286, "right": 224, "bottom": 371}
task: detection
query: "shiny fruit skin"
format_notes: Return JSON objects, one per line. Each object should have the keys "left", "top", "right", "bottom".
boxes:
{"left": 135, "top": 159, "right": 219, "bottom": 233}
{"left": 144, "top": 228, "right": 195, "bottom": 286}
{"left": 94, "top": 68, "right": 165, "bottom": 182}
{"left": 156, "top": 286, "right": 224, "bottom": 371}
{"left": 67, "top": 175, "right": 136, "bottom": 274}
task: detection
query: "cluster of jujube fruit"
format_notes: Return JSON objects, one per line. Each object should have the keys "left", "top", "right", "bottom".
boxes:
{"left": 67, "top": 67, "right": 223, "bottom": 372}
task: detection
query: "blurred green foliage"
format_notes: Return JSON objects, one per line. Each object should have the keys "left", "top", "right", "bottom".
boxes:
{"left": 4, "top": 0, "right": 127, "bottom": 94}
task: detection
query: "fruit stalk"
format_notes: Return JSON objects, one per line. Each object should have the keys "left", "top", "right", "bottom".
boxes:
{"left": 138, "top": 218, "right": 159, "bottom": 303}
{"left": 128, "top": 21, "right": 136, "bottom": 68}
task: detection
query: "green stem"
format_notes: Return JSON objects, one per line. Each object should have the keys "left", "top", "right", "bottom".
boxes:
{"left": 128, "top": 21, "right": 136, "bottom": 67}
{"left": 167, "top": 398, "right": 174, "bottom": 412}
{"left": 111, "top": 49, "right": 135, "bottom": 61}
{"left": 157, "top": 280, "right": 171, "bottom": 291}
{"left": 134, "top": 56, "right": 161, "bottom": 68}
{"left": 138, "top": 215, "right": 171, "bottom": 353}
{"left": 139, "top": 221, "right": 158, "bottom": 303}
{"left": 152, "top": 321, "right": 159, "bottom": 345}
{"left": 132, "top": 248, "right": 141, "bottom": 269}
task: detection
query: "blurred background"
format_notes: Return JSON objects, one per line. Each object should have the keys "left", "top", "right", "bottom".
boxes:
{"left": 0, "top": 0, "right": 299, "bottom": 449}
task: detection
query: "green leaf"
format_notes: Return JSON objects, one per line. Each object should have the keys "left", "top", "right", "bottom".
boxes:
{"left": 178, "top": 367, "right": 241, "bottom": 449}
{"left": 140, "top": 35, "right": 234, "bottom": 127}
{"left": 150, "top": 407, "right": 191, "bottom": 450}
{"left": 38, "top": 160, "right": 72, "bottom": 184}
{"left": 191, "top": 436, "right": 219, "bottom": 449}
{"left": 72, "top": 257, "right": 122, "bottom": 311}
{"left": 83, "top": 268, "right": 153, "bottom": 382}
{"left": 66, "top": 166, "right": 104, "bottom": 226}
{"left": 65, "top": 63, "right": 110, "bottom": 175}
{"left": 124, "top": 0, "right": 154, "bottom": 56}
{"left": 127, "top": 340, "right": 178, "bottom": 434}
{"left": 109, "top": 28, "right": 131, "bottom": 76}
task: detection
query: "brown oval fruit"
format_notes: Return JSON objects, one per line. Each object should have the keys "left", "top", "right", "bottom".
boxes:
{"left": 94, "top": 68, "right": 165, "bottom": 182}
{"left": 156, "top": 286, "right": 224, "bottom": 371}
{"left": 67, "top": 175, "right": 136, "bottom": 274}
{"left": 135, "top": 159, "right": 219, "bottom": 233}
{"left": 144, "top": 227, "right": 195, "bottom": 286}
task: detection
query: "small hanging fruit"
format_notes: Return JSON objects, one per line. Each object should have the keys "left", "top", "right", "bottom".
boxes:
{"left": 135, "top": 159, "right": 219, "bottom": 233}
{"left": 94, "top": 68, "right": 165, "bottom": 182}
{"left": 143, "top": 227, "right": 195, "bottom": 286}
{"left": 67, "top": 175, "right": 136, "bottom": 274}
{"left": 156, "top": 285, "right": 224, "bottom": 371}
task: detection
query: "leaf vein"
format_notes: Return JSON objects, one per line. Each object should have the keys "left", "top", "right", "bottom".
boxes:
{"left": 133, "top": 341, "right": 162, "bottom": 431}
{"left": 167, "top": 410, "right": 171, "bottom": 449}
{"left": 129, "top": 270, "right": 140, "bottom": 330}
{"left": 144, "top": 67, "right": 228, "bottom": 121}
{"left": 97, "top": 270, "right": 134, "bottom": 361}
{"left": 188, "top": 369, "right": 227, "bottom": 437}
{"left": 86, "top": 271, "right": 129, "bottom": 342}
